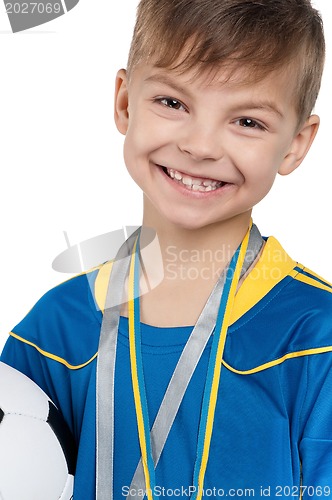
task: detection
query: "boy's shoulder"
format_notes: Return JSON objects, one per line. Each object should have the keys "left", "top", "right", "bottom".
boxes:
{"left": 268, "top": 235, "right": 332, "bottom": 312}
{"left": 284, "top": 260, "right": 332, "bottom": 344}
{"left": 226, "top": 235, "right": 332, "bottom": 375}
{"left": 13, "top": 257, "right": 117, "bottom": 337}
{"left": 31, "top": 265, "right": 102, "bottom": 321}
{"left": 289, "top": 263, "right": 332, "bottom": 307}
{"left": 9, "top": 265, "right": 104, "bottom": 369}
{"left": 236, "top": 234, "right": 332, "bottom": 313}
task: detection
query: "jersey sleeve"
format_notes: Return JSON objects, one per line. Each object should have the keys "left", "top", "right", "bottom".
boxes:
{"left": 299, "top": 352, "right": 332, "bottom": 497}
{"left": 0, "top": 270, "right": 101, "bottom": 442}
{"left": 1, "top": 333, "right": 52, "bottom": 396}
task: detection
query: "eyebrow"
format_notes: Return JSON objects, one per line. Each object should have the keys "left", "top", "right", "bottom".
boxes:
{"left": 144, "top": 73, "right": 284, "bottom": 118}
{"left": 230, "top": 103, "right": 284, "bottom": 119}
{"left": 144, "top": 73, "right": 192, "bottom": 97}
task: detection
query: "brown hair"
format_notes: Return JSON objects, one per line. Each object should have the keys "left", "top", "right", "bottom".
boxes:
{"left": 127, "top": 0, "right": 325, "bottom": 126}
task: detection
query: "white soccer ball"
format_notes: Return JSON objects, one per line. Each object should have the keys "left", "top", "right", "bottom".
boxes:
{"left": 0, "top": 362, "right": 75, "bottom": 500}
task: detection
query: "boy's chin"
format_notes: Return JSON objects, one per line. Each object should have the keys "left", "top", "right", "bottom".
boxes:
{"left": 152, "top": 212, "right": 227, "bottom": 232}
{"left": 152, "top": 208, "right": 254, "bottom": 233}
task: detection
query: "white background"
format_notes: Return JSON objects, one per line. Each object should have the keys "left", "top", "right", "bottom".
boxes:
{"left": 0, "top": 1, "right": 331, "bottom": 349}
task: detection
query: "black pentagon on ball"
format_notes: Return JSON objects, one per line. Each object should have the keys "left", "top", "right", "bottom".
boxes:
{"left": 0, "top": 408, "right": 4, "bottom": 424}
{"left": 47, "top": 401, "right": 77, "bottom": 476}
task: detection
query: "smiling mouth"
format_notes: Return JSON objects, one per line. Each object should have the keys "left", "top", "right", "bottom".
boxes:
{"left": 160, "top": 166, "right": 226, "bottom": 192}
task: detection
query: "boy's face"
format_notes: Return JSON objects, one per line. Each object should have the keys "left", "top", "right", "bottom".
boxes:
{"left": 115, "top": 62, "right": 319, "bottom": 231}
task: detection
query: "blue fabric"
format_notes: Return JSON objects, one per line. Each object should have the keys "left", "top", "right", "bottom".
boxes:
{"left": 2, "top": 238, "right": 332, "bottom": 499}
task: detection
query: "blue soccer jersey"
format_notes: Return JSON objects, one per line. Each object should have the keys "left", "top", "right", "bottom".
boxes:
{"left": 2, "top": 235, "right": 332, "bottom": 499}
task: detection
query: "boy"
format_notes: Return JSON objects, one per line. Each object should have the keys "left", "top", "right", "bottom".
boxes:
{"left": 1, "top": 0, "right": 331, "bottom": 498}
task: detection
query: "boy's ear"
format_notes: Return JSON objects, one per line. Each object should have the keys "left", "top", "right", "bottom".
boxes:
{"left": 278, "top": 115, "right": 320, "bottom": 176}
{"left": 114, "top": 69, "right": 129, "bottom": 135}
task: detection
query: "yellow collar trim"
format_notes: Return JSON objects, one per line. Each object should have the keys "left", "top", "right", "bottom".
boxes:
{"left": 230, "top": 236, "right": 296, "bottom": 325}
{"left": 95, "top": 260, "right": 114, "bottom": 314}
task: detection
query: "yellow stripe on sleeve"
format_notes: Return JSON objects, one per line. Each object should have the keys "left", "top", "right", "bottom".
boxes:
{"left": 9, "top": 332, "right": 98, "bottom": 370}
{"left": 223, "top": 345, "right": 332, "bottom": 375}
{"left": 291, "top": 270, "right": 332, "bottom": 294}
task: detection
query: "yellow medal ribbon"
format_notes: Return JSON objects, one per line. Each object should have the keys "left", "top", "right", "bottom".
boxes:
{"left": 128, "top": 224, "right": 252, "bottom": 500}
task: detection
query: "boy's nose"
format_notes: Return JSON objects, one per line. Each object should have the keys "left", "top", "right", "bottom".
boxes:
{"left": 177, "top": 122, "right": 224, "bottom": 162}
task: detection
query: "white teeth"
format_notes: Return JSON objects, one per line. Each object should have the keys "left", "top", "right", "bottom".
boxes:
{"left": 182, "top": 176, "right": 193, "bottom": 186}
{"left": 203, "top": 179, "right": 217, "bottom": 187}
{"left": 165, "top": 166, "right": 223, "bottom": 192}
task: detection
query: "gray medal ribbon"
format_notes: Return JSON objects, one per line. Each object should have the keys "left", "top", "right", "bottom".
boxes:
{"left": 96, "top": 225, "right": 263, "bottom": 500}
{"left": 96, "top": 229, "right": 141, "bottom": 500}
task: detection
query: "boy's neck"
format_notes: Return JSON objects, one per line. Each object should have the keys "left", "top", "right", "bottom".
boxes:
{"left": 142, "top": 200, "right": 253, "bottom": 270}
{"left": 121, "top": 204, "right": 258, "bottom": 327}
{"left": 120, "top": 204, "right": 256, "bottom": 327}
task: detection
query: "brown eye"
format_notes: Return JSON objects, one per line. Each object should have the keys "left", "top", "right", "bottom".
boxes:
{"left": 159, "top": 98, "right": 186, "bottom": 111}
{"left": 239, "top": 118, "right": 257, "bottom": 128}
{"left": 236, "top": 118, "right": 265, "bottom": 131}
